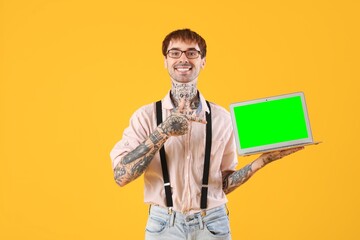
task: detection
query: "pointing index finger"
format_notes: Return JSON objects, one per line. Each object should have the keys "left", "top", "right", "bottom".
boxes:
{"left": 185, "top": 113, "right": 207, "bottom": 124}
{"left": 177, "top": 98, "right": 186, "bottom": 112}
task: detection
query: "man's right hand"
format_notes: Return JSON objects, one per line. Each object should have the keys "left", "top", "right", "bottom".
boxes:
{"left": 159, "top": 98, "right": 206, "bottom": 137}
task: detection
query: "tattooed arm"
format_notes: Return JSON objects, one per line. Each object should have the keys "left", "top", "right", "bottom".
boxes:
{"left": 223, "top": 147, "right": 304, "bottom": 194}
{"left": 114, "top": 99, "right": 206, "bottom": 187}
{"left": 113, "top": 126, "right": 169, "bottom": 187}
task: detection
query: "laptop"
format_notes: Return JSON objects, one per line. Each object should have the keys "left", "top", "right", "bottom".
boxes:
{"left": 229, "top": 92, "right": 320, "bottom": 156}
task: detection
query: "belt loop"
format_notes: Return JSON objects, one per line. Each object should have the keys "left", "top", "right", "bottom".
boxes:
{"left": 225, "top": 204, "right": 229, "bottom": 216}
{"left": 198, "top": 213, "right": 204, "bottom": 230}
{"left": 169, "top": 208, "right": 175, "bottom": 227}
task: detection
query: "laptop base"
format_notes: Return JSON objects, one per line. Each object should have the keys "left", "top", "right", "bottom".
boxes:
{"left": 241, "top": 141, "right": 322, "bottom": 157}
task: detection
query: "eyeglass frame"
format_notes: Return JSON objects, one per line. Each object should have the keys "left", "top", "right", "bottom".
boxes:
{"left": 166, "top": 48, "right": 202, "bottom": 59}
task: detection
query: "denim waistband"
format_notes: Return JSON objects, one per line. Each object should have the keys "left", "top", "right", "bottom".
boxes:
{"left": 149, "top": 204, "right": 228, "bottom": 225}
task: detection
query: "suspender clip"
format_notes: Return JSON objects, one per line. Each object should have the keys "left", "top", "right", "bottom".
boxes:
{"left": 168, "top": 207, "right": 173, "bottom": 215}
{"left": 201, "top": 210, "right": 207, "bottom": 217}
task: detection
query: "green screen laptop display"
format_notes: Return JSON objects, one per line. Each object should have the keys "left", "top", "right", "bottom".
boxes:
{"left": 230, "top": 92, "right": 314, "bottom": 156}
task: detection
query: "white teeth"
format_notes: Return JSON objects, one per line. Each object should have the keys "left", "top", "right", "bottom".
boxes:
{"left": 177, "top": 68, "right": 190, "bottom": 72}
{"left": 176, "top": 67, "right": 191, "bottom": 72}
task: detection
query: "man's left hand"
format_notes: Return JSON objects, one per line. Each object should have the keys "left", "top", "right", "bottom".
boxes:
{"left": 259, "top": 146, "right": 305, "bottom": 166}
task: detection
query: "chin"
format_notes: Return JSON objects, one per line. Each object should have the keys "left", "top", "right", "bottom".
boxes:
{"left": 174, "top": 76, "right": 196, "bottom": 83}
{"left": 177, "top": 79, "right": 192, "bottom": 83}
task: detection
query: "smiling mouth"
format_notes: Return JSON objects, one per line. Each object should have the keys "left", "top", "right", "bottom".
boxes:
{"left": 174, "top": 66, "right": 192, "bottom": 72}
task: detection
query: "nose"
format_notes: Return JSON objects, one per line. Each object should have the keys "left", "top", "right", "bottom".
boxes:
{"left": 179, "top": 52, "right": 189, "bottom": 63}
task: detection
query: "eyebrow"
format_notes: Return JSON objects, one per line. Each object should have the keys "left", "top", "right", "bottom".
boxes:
{"left": 168, "top": 47, "right": 198, "bottom": 51}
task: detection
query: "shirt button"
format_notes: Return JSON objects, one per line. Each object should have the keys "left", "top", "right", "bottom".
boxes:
{"left": 187, "top": 156, "right": 190, "bottom": 160}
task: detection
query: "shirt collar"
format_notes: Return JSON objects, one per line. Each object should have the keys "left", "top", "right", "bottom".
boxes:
{"left": 162, "top": 90, "right": 210, "bottom": 114}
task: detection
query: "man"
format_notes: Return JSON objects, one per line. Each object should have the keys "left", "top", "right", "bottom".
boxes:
{"left": 110, "top": 29, "right": 303, "bottom": 240}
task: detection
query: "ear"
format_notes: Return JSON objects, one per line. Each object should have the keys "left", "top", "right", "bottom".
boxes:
{"left": 201, "top": 57, "right": 206, "bottom": 69}
{"left": 164, "top": 56, "right": 168, "bottom": 69}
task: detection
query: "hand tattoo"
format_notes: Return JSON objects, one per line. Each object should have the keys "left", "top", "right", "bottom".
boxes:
{"left": 160, "top": 114, "right": 189, "bottom": 136}
{"left": 260, "top": 147, "right": 304, "bottom": 165}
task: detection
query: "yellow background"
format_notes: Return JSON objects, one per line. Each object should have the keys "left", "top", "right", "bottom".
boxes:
{"left": 1, "top": 0, "right": 359, "bottom": 239}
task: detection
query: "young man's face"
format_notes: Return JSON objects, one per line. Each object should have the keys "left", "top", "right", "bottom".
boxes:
{"left": 164, "top": 40, "right": 206, "bottom": 83}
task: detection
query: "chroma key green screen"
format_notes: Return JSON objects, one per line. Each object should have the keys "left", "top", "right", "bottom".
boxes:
{"left": 233, "top": 96, "right": 309, "bottom": 149}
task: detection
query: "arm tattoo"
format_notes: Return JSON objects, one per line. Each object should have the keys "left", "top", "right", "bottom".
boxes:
{"left": 149, "top": 129, "right": 165, "bottom": 144}
{"left": 114, "top": 129, "right": 167, "bottom": 186}
{"left": 223, "top": 163, "right": 253, "bottom": 194}
{"left": 114, "top": 166, "right": 126, "bottom": 178}
{"left": 114, "top": 166, "right": 126, "bottom": 185}
{"left": 121, "top": 143, "right": 149, "bottom": 164}
{"left": 131, "top": 159, "right": 151, "bottom": 177}
{"left": 231, "top": 164, "right": 252, "bottom": 183}
{"left": 130, "top": 145, "right": 159, "bottom": 177}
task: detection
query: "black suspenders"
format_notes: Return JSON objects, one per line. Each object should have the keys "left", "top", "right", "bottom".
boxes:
{"left": 156, "top": 101, "right": 173, "bottom": 208}
{"left": 155, "top": 100, "right": 212, "bottom": 210}
{"left": 201, "top": 101, "right": 212, "bottom": 209}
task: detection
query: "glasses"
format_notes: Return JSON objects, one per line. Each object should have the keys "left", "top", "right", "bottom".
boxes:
{"left": 167, "top": 49, "right": 201, "bottom": 59}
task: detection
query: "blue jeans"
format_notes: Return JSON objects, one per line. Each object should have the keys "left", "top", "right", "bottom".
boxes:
{"left": 145, "top": 205, "right": 231, "bottom": 240}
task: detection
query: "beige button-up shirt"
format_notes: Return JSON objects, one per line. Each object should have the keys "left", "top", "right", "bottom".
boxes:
{"left": 110, "top": 92, "right": 238, "bottom": 214}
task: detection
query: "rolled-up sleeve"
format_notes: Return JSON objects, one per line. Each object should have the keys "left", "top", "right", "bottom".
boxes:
{"left": 110, "top": 104, "right": 155, "bottom": 169}
{"left": 220, "top": 129, "right": 238, "bottom": 174}
{"left": 217, "top": 108, "right": 238, "bottom": 177}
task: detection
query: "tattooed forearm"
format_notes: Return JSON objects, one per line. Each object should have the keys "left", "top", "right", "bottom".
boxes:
{"left": 114, "top": 166, "right": 126, "bottom": 185}
{"left": 149, "top": 129, "right": 166, "bottom": 144}
{"left": 114, "top": 129, "right": 168, "bottom": 187}
{"left": 232, "top": 164, "right": 252, "bottom": 183}
{"left": 223, "top": 163, "right": 253, "bottom": 194}
{"left": 131, "top": 145, "right": 159, "bottom": 178}
{"left": 122, "top": 143, "right": 149, "bottom": 164}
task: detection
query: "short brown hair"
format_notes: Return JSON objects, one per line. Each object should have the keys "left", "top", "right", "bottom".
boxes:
{"left": 162, "top": 29, "right": 207, "bottom": 59}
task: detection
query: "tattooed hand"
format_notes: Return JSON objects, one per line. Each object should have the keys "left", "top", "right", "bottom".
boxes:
{"left": 259, "top": 146, "right": 305, "bottom": 165}
{"left": 159, "top": 98, "right": 206, "bottom": 137}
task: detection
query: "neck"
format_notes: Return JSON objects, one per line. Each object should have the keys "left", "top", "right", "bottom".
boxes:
{"left": 170, "top": 80, "right": 199, "bottom": 109}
